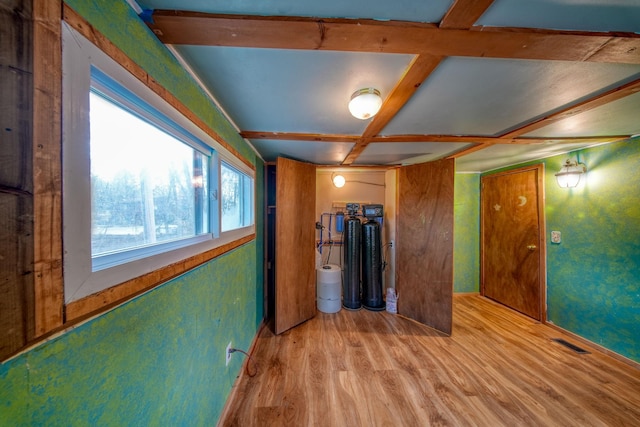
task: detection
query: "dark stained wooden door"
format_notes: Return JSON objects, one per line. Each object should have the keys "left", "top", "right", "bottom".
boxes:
{"left": 275, "top": 157, "right": 317, "bottom": 334}
{"left": 396, "top": 158, "right": 454, "bottom": 335}
{"left": 481, "top": 165, "right": 545, "bottom": 320}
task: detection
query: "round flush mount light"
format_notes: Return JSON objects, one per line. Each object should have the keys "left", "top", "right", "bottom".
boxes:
{"left": 332, "top": 173, "right": 346, "bottom": 188}
{"left": 348, "top": 88, "right": 382, "bottom": 120}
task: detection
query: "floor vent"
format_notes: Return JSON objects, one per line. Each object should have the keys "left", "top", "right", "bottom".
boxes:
{"left": 552, "top": 338, "right": 590, "bottom": 354}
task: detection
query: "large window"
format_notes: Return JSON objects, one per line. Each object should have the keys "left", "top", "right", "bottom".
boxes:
{"left": 63, "top": 23, "right": 254, "bottom": 303}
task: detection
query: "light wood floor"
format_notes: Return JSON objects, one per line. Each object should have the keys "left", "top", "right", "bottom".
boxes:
{"left": 220, "top": 295, "right": 640, "bottom": 426}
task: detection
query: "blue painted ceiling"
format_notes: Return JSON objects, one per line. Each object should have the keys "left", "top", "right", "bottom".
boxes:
{"left": 138, "top": 0, "right": 640, "bottom": 172}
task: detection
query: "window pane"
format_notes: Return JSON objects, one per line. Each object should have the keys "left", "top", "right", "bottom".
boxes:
{"left": 221, "top": 162, "right": 253, "bottom": 232}
{"left": 90, "top": 91, "right": 209, "bottom": 257}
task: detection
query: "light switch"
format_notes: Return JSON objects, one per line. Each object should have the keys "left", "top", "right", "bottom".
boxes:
{"left": 551, "top": 231, "right": 561, "bottom": 244}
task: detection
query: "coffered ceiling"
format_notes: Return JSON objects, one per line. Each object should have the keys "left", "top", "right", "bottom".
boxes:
{"left": 137, "top": 0, "right": 640, "bottom": 172}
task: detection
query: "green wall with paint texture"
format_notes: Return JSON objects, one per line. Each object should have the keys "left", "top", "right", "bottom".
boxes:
{"left": 454, "top": 173, "right": 480, "bottom": 293}
{"left": 1, "top": 1, "right": 264, "bottom": 425}
{"left": 483, "top": 138, "right": 639, "bottom": 363}
{"left": 544, "top": 139, "right": 639, "bottom": 363}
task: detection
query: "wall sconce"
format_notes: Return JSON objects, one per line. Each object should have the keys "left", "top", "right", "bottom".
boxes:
{"left": 332, "top": 173, "right": 346, "bottom": 188}
{"left": 348, "top": 88, "right": 382, "bottom": 120}
{"left": 555, "top": 159, "right": 586, "bottom": 188}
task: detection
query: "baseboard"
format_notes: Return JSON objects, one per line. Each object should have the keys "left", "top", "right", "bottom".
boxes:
{"left": 544, "top": 321, "right": 639, "bottom": 370}
{"left": 216, "top": 320, "right": 267, "bottom": 426}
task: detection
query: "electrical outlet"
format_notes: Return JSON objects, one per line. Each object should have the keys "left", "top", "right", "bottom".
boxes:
{"left": 225, "top": 341, "right": 232, "bottom": 366}
{"left": 389, "top": 240, "right": 394, "bottom": 248}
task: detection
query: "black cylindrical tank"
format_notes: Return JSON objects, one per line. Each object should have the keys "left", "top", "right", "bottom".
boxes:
{"left": 342, "top": 215, "right": 361, "bottom": 310}
{"left": 362, "top": 219, "right": 385, "bottom": 311}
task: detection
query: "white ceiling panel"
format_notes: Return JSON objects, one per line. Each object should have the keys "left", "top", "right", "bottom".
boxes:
{"left": 382, "top": 57, "right": 640, "bottom": 137}
{"left": 524, "top": 92, "right": 640, "bottom": 138}
{"left": 353, "top": 142, "right": 470, "bottom": 165}
{"left": 455, "top": 142, "right": 598, "bottom": 173}
{"left": 248, "top": 139, "right": 354, "bottom": 164}
{"left": 176, "top": 46, "right": 414, "bottom": 135}
{"left": 139, "top": 0, "right": 454, "bottom": 22}
{"left": 477, "top": 0, "right": 640, "bottom": 33}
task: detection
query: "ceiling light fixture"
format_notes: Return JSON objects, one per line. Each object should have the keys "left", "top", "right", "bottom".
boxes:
{"left": 332, "top": 173, "right": 346, "bottom": 188}
{"left": 555, "top": 159, "right": 586, "bottom": 188}
{"left": 348, "top": 88, "right": 382, "bottom": 120}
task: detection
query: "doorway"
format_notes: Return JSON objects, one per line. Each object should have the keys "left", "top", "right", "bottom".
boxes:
{"left": 481, "top": 164, "right": 546, "bottom": 321}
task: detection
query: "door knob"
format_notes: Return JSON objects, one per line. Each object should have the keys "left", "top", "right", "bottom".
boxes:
{"left": 527, "top": 244, "right": 537, "bottom": 251}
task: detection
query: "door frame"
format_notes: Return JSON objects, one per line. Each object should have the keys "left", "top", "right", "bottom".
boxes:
{"left": 480, "top": 163, "right": 547, "bottom": 322}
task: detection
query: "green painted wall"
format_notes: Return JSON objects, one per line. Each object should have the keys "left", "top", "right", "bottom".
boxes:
{"left": 544, "top": 139, "right": 639, "bottom": 363}
{"left": 1, "top": 1, "right": 264, "bottom": 425}
{"left": 1, "top": 246, "right": 258, "bottom": 425}
{"left": 482, "top": 138, "right": 640, "bottom": 363}
{"left": 454, "top": 173, "right": 480, "bottom": 293}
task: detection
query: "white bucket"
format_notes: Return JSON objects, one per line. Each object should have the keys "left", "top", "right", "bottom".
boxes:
{"left": 317, "top": 264, "right": 341, "bottom": 313}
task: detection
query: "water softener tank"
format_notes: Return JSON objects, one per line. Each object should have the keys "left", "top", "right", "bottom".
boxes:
{"left": 343, "top": 215, "right": 362, "bottom": 310}
{"left": 362, "top": 219, "right": 385, "bottom": 311}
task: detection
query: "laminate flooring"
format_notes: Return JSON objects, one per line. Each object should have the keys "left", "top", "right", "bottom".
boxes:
{"left": 220, "top": 295, "right": 640, "bottom": 426}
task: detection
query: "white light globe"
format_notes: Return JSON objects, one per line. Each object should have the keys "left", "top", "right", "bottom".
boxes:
{"left": 348, "top": 88, "right": 382, "bottom": 120}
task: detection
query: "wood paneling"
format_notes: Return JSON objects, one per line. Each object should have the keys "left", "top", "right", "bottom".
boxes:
{"left": 481, "top": 165, "right": 545, "bottom": 320}
{"left": 220, "top": 295, "right": 640, "bottom": 426}
{"left": 275, "top": 157, "right": 316, "bottom": 334}
{"left": 33, "top": 0, "right": 64, "bottom": 337}
{"left": 396, "top": 158, "right": 454, "bottom": 334}
{"left": 0, "top": 0, "right": 35, "bottom": 360}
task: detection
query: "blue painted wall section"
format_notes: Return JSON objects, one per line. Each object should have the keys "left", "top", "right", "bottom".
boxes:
{"left": 1, "top": 1, "right": 264, "bottom": 425}
{"left": 454, "top": 173, "right": 480, "bottom": 293}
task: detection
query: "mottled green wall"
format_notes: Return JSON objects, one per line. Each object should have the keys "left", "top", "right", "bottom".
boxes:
{"left": 0, "top": 1, "right": 264, "bottom": 425}
{"left": 481, "top": 138, "right": 639, "bottom": 363}
{"left": 454, "top": 173, "right": 480, "bottom": 293}
{"left": 1, "top": 246, "right": 258, "bottom": 425}
{"left": 544, "top": 139, "right": 639, "bottom": 363}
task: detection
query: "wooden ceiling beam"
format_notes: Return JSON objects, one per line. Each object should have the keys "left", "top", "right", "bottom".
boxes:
{"left": 149, "top": 11, "right": 640, "bottom": 64}
{"left": 439, "top": 0, "right": 496, "bottom": 30}
{"left": 501, "top": 77, "right": 640, "bottom": 138}
{"left": 240, "top": 131, "right": 360, "bottom": 143}
{"left": 341, "top": 55, "right": 444, "bottom": 165}
{"left": 240, "top": 131, "right": 630, "bottom": 146}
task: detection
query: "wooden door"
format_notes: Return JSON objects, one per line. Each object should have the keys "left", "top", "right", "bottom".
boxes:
{"left": 396, "top": 158, "right": 454, "bottom": 335}
{"left": 481, "top": 165, "right": 545, "bottom": 320}
{"left": 275, "top": 157, "right": 317, "bottom": 334}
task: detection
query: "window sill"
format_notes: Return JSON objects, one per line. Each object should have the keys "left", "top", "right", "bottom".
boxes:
{"left": 64, "top": 233, "right": 255, "bottom": 322}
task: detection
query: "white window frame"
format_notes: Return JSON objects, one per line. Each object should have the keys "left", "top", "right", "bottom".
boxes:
{"left": 62, "top": 23, "right": 255, "bottom": 303}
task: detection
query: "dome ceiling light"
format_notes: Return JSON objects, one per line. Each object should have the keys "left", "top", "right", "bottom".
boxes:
{"left": 348, "top": 88, "right": 382, "bottom": 120}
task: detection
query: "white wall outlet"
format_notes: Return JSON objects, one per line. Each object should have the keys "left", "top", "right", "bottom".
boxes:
{"left": 551, "top": 231, "right": 561, "bottom": 244}
{"left": 225, "top": 341, "right": 232, "bottom": 366}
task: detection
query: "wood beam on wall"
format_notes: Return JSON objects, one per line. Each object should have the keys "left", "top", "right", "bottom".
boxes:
{"left": 33, "top": 0, "right": 64, "bottom": 336}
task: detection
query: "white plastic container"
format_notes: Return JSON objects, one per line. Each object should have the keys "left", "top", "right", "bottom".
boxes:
{"left": 316, "top": 264, "right": 341, "bottom": 313}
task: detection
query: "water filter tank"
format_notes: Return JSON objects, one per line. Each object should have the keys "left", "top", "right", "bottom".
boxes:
{"left": 343, "top": 215, "right": 362, "bottom": 310}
